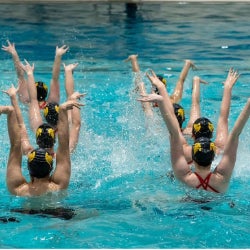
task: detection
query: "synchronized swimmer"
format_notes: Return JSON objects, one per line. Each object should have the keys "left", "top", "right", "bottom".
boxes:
{"left": 0, "top": 41, "right": 249, "bottom": 201}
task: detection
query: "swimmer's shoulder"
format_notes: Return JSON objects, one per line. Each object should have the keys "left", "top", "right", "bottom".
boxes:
{"left": 15, "top": 181, "right": 60, "bottom": 197}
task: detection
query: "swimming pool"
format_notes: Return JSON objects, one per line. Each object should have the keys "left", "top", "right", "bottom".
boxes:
{"left": 0, "top": 1, "right": 249, "bottom": 248}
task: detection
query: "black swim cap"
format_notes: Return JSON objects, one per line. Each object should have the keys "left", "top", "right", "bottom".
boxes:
{"left": 36, "top": 82, "right": 48, "bottom": 102}
{"left": 192, "top": 117, "right": 214, "bottom": 139}
{"left": 157, "top": 75, "right": 167, "bottom": 85}
{"left": 43, "top": 102, "right": 59, "bottom": 127}
{"left": 192, "top": 137, "right": 216, "bottom": 167}
{"left": 173, "top": 103, "right": 185, "bottom": 129}
{"left": 36, "top": 123, "right": 55, "bottom": 148}
{"left": 28, "top": 148, "right": 53, "bottom": 178}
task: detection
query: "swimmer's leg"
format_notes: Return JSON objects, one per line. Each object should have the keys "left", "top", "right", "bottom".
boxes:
{"left": 183, "top": 76, "right": 208, "bottom": 135}
{"left": 125, "top": 55, "right": 153, "bottom": 117}
{"left": 170, "top": 59, "right": 196, "bottom": 104}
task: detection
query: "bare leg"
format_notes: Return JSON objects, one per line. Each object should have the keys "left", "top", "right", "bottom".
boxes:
{"left": 125, "top": 55, "right": 153, "bottom": 117}
{"left": 170, "top": 60, "right": 196, "bottom": 103}
{"left": 125, "top": 54, "right": 140, "bottom": 73}
{"left": 214, "top": 68, "right": 239, "bottom": 152}
{"left": 183, "top": 76, "right": 208, "bottom": 135}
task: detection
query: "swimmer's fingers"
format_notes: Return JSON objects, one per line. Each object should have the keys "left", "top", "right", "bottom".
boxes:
{"left": 68, "top": 92, "right": 87, "bottom": 101}
{"left": 61, "top": 45, "right": 69, "bottom": 51}
{"left": 61, "top": 100, "right": 85, "bottom": 110}
{"left": 72, "top": 103, "right": 85, "bottom": 109}
{"left": 20, "top": 59, "right": 34, "bottom": 71}
{"left": 69, "top": 102, "right": 85, "bottom": 110}
{"left": 1, "top": 84, "right": 19, "bottom": 97}
{"left": 137, "top": 93, "right": 163, "bottom": 103}
{"left": 64, "top": 62, "right": 79, "bottom": 71}
{"left": 56, "top": 45, "right": 69, "bottom": 56}
{"left": 146, "top": 69, "right": 157, "bottom": 78}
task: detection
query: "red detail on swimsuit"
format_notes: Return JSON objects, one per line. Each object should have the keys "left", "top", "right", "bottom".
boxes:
{"left": 187, "top": 160, "right": 193, "bottom": 165}
{"left": 194, "top": 172, "right": 219, "bottom": 193}
{"left": 39, "top": 101, "right": 47, "bottom": 109}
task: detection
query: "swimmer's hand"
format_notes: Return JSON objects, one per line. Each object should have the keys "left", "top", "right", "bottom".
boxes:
{"left": 60, "top": 98, "right": 84, "bottom": 111}
{"left": 63, "top": 62, "right": 79, "bottom": 72}
{"left": 137, "top": 93, "right": 163, "bottom": 103}
{"left": 56, "top": 45, "right": 69, "bottom": 57}
{"left": 1, "top": 40, "right": 17, "bottom": 55}
{"left": 146, "top": 69, "right": 166, "bottom": 90}
{"left": 223, "top": 68, "right": 240, "bottom": 87}
{"left": 2, "top": 84, "right": 19, "bottom": 97}
{"left": 20, "top": 59, "right": 35, "bottom": 75}
{"left": 68, "top": 92, "right": 86, "bottom": 101}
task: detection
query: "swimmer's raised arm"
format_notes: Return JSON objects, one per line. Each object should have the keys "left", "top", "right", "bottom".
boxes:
{"left": 68, "top": 92, "right": 86, "bottom": 153}
{"left": 64, "top": 62, "right": 84, "bottom": 153}
{"left": 214, "top": 98, "right": 250, "bottom": 188}
{"left": 51, "top": 98, "right": 84, "bottom": 189}
{"left": 140, "top": 70, "right": 191, "bottom": 179}
{"left": 20, "top": 60, "right": 43, "bottom": 132}
{"left": 1, "top": 40, "right": 29, "bottom": 103}
{"left": 2, "top": 85, "right": 33, "bottom": 155}
{"left": 63, "top": 62, "right": 79, "bottom": 97}
{"left": 1, "top": 106, "right": 27, "bottom": 195}
{"left": 48, "top": 45, "right": 69, "bottom": 104}
{"left": 215, "top": 68, "right": 240, "bottom": 152}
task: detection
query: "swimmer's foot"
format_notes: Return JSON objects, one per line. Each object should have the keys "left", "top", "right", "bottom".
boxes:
{"left": 124, "top": 54, "right": 138, "bottom": 63}
{"left": 185, "top": 59, "right": 197, "bottom": 70}
{"left": 193, "top": 76, "right": 208, "bottom": 85}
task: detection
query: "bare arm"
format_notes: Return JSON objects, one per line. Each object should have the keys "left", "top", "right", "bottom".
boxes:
{"left": 2, "top": 85, "right": 33, "bottom": 155}
{"left": 51, "top": 98, "right": 84, "bottom": 189}
{"left": 47, "top": 45, "right": 69, "bottom": 103}
{"left": 20, "top": 60, "right": 43, "bottom": 132}
{"left": 139, "top": 70, "right": 192, "bottom": 180}
{"left": 64, "top": 62, "right": 85, "bottom": 152}
{"left": 215, "top": 68, "right": 239, "bottom": 150}
{"left": 214, "top": 98, "right": 250, "bottom": 181}
{"left": 0, "top": 106, "right": 27, "bottom": 194}
{"left": 68, "top": 92, "right": 85, "bottom": 153}
{"left": 1, "top": 40, "right": 29, "bottom": 103}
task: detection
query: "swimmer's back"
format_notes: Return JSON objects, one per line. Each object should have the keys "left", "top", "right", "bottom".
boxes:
{"left": 15, "top": 181, "right": 60, "bottom": 197}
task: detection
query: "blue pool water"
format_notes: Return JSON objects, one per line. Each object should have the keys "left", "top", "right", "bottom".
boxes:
{"left": 0, "top": 2, "right": 249, "bottom": 248}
